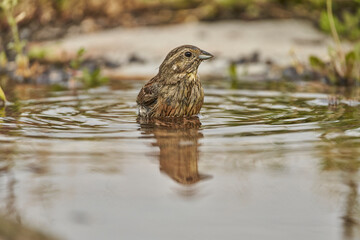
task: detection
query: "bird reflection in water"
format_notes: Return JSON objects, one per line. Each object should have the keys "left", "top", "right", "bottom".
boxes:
{"left": 138, "top": 116, "right": 211, "bottom": 186}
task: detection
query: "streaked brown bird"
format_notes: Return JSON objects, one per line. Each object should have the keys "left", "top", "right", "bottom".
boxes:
{"left": 137, "top": 45, "right": 213, "bottom": 118}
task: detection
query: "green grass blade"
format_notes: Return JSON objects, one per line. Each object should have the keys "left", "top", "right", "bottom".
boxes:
{"left": 0, "top": 86, "right": 7, "bottom": 103}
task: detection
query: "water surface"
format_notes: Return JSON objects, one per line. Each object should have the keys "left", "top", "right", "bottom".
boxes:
{"left": 1, "top": 81, "right": 360, "bottom": 240}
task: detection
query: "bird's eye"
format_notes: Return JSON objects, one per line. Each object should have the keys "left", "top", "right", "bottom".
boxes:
{"left": 184, "top": 52, "right": 192, "bottom": 57}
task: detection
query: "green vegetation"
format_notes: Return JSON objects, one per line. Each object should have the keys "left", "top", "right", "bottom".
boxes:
{"left": 70, "top": 48, "right": 109, "bottom": 89}
{"left": 319, "top": 0, "right": 360, "bottom": 41}
{"left": 0, "top": 1, "right": 108, "bottom": 92}
{"left": 0, "top": 0, "right": 28, "bottom": 69}
{"left": 0, "top": 3, "right": 109, "bottom": 93}
{"left": 70, "top": 48, "right": 86, "bottom": 70}
{"left": 0, "top": 85, "right": 6, "bottom": 103}
{"left": 309, "top": 0, "right": 360, "bottom": 86}
{"left": 0, "top": 51, "right": 7, "bottom": 68}
{"left": 28, "top": 46, "right": 48, "bottom": 61}
{"left": 81, "top": 68, "right": 109, "bottom": 88}
{"left": 228, "top": 62, "right": 238, "bottom": 89}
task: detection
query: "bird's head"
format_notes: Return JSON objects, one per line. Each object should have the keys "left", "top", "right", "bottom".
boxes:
{"left": 159, "top": 45, "right": 213, "bottom": 76}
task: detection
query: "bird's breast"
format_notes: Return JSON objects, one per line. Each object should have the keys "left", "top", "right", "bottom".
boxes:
{"left": 186, "top": 72, "right": 198, "bottom": 82}
{"left": 156, "top": 80, "right": 204, "bottom": 117}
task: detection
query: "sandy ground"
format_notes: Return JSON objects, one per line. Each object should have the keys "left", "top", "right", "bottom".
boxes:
{"left": 39, "top": 20, "right": 347, "bottom": 79}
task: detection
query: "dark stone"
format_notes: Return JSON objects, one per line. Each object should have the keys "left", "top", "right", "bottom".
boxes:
{"left": 36, "top": 67, "right": 70, "bottom": 86}
{"left": 282, "top": 66, "right": 299, "bottom": 81}
{"left": 128, "top": 53, "right": 146, "bottom": 64}
{"left": 234, "top": 51, "right": 260, "bottom": 64}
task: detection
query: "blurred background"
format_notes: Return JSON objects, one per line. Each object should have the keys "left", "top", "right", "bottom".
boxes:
{"left": 0, "top": 0, "right": 359, "bottom": 95}
{"left": 1, "top": 0, "right": 359, "bottom": 40}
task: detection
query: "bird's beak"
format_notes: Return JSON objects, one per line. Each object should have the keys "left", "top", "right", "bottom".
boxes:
{"left": 198, "top": 50, "right": 214, "bottom": 60}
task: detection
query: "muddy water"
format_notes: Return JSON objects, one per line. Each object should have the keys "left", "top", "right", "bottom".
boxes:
{"left": 1, "top": 81, "right": 360, "bottom": 240}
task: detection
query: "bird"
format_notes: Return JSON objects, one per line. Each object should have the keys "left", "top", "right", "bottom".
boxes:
{"left": 136, "top": 45, "right": 213, "bottom": 118}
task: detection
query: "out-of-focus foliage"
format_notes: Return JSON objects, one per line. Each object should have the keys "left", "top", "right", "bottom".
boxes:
{"left": 320, "top": 9, "right": 360, "bottom": 41}
{"left": 81, "top": 68, "right": 109, "bottom": 88}
{"left": 70, "top": 48, "right": 109, "bottom": 89}
{"left": 310, "top": 46, "right": 360, "bottom": 86}
{"left": 0, "top": 0, "right": 26, "bottom": 54}
{"left": 0, "top": 51, "right": 7, "bottom": 67}
{"left": 70, "top": 47, "right": 86, "bottom": 70}
{"left": 228, "top": 62, "right": 238, "bottom": 88}
{"left": 0, "top": 0, "right": 359, "bottom": 40}
{"left": 28, "top": 45, "right": 50, "bottom": 60}
{"left": 0, "top": 0, "right": 30, "bottom": 77}
{"left": 0, "top": 85, "right": 6, "bottom": 103}
{"left": 309, "top": 0, "right": 360, "bottom": 86}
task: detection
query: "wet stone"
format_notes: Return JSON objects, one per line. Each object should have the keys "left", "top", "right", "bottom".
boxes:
{"left": 36, "top": 67, "right": 70, "bottom": 86}
{"left": 128, "top": 53, "right": 146, "bottom": 64}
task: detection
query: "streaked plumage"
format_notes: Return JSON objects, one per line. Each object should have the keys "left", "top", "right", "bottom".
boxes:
{"left": 137, "top": 45, "right": 213, "bottom": 118}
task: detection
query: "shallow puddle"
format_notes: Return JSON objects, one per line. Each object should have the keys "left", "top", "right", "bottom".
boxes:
{"left": 1, "top": 81, "right": 360, "bottom": 240}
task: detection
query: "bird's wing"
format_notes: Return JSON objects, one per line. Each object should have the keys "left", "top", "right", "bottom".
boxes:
{"left": 136, "top": 78, "right": 159, "bottom": 107}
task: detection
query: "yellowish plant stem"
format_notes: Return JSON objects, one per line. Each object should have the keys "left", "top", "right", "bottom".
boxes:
{"left": 327, "top": 0, "right": 345, "bottom": 76}
{"left": 0, "top": 85, "right": 7, "bottom": 103}
{"left": 327, "top": 0, "right": 341, "bottom": 49}
{"left": 4, "top": 3, "right": 21, "bottom": 54}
